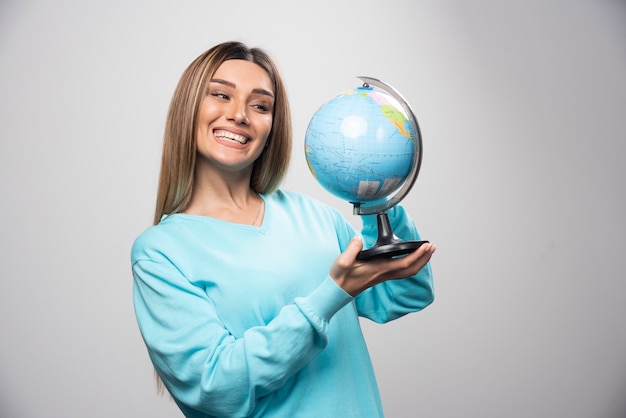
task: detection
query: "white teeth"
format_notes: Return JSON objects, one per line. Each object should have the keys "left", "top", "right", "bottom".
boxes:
{"left": 215, "top": 130, "right": 248, "bottom": 144}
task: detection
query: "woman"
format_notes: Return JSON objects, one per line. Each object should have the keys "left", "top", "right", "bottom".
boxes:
{"left": 132, "top": 41, "right": 436, "bottom": 418}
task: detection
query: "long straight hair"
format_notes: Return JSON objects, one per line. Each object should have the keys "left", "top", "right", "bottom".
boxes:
{"left": 150, "top": 42, "right": 292, "bottom": 395}
{"left": 153, "top": 41, "right": 292, "bottom": 225}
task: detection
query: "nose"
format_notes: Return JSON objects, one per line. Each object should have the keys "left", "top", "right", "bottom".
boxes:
{"left": 227, "top": 101, "right": 248, "bottom": 125}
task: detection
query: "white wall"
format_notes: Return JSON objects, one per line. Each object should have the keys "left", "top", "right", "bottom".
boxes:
{"left": 1, "top": 0, "right": 625, "bottom": 417}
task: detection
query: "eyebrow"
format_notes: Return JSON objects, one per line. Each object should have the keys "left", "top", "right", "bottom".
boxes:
{"left": 210, "top": 78, "right": 274, "bottom": 99}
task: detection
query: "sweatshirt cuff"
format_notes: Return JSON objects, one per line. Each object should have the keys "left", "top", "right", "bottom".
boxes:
{"left": 295, "top": 276, "right": 353, "bottom": 323}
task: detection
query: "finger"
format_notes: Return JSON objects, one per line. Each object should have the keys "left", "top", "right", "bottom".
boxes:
{"left": 421, "top": 243, "right": 436, "bottom": 261}
{"left": 389, "top": 243, "right": 435, "bottom": 275}
{"left": 402, "top": 242, "right": 433, "bottom": 261}
{"left": 414, "top": 243, "right": 436, "bottom": 263}
{"left": 415, "top": 242, "right": 436, "bottom": 259}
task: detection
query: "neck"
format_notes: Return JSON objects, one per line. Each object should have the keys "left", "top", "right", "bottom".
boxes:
{"left": 183, "top": 164, "right": 263, "bottom": 225}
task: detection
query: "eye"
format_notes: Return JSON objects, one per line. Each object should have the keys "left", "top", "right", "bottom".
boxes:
{"left": 252, "top": 103, "right": 271, "bottom": 112}
{"left": 250, "top": 98, "right": 273, "bottom": 113}
{"left": 211, "top": 92, "right": 229, "bottom": 100}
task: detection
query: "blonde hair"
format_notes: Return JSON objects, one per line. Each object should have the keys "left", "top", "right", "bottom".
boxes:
{"left": 151, "top": 42, "right": 292, "bottom": 395}
{"left": 153, "top": 41, "right": 292, "bottom": 225}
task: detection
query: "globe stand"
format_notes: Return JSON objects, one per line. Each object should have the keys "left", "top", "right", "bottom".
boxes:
{"left": 356, "top": 212, "right": 428, "bottom": 261}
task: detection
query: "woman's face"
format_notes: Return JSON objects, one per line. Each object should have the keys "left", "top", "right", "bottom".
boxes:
{"left": 195, "top": 59, "right": 275, "bottom": 176}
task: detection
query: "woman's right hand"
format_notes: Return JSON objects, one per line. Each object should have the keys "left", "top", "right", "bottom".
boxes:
{"left": 330, "top": 235, "right": 436, "bottom": 297}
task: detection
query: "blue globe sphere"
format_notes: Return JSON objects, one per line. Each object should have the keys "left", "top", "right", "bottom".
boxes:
{"left": 304, "top": 85, "right": 417, "bottom": 204}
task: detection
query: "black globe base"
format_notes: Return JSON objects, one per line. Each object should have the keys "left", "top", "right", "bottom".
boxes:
{"left": 357, "top": 212, "right": 428, "bottom": 261}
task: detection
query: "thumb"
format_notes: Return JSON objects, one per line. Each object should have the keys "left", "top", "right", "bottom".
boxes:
{"left": 343, "top": 235, "right": 364, "bottom": 261}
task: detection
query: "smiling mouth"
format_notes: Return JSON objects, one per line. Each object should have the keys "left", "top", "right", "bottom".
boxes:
{"left": 214, "top": 130, "right": 249, "bottom": 144}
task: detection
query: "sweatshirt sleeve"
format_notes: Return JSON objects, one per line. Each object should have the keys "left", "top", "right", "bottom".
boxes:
{"left": 353, "top": 205, "right": 435, "bottom": 323}
{"left": 132, "top": 252, "right": 352, "bottom": 417}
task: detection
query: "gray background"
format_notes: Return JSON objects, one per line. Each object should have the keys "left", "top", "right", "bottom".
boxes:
{"left": 1, "top": 0, "right": 625, "bottom": 417}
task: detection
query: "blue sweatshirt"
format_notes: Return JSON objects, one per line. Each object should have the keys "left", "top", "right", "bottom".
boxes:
{"left": 132, "top": 190, "right": 434, "bottom": 417}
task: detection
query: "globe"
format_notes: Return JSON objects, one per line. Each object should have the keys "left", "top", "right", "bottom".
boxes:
{"left": 304, "top": 84, "right": 416, "bottom": 206}
{"left": 304, "top": 77, "right": 428, "bottom": 260}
